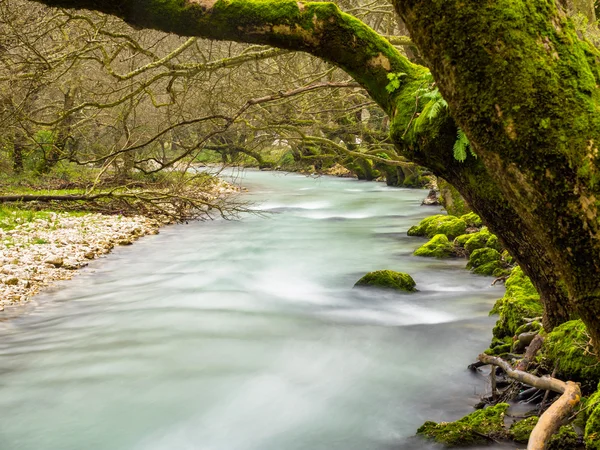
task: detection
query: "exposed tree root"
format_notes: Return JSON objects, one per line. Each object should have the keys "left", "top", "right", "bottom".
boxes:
{"left": 516, "top": 334, "right": 544, "bottom": 371}
{"left": 479, "top": 353, "right": 581, "bottom": 450}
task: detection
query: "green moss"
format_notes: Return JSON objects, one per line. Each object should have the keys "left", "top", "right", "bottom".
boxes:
{"left": 484, "top": 336, "right": 513, "bottom": 355}
{"left": 438, "top": 178, "right": 472, "bottom": 216}
{"left": 504, "top": 266, "right": 539, "bottom": 299}
{"left": 414, "top": 234, "right": 455, "bottom": 258}
{"left": 540, "top": 320, "right": 600, "bottom": 382}
{"left": 490, "top": 267, "right": 543, "bottom": 339}
{"left": 547, "top": 424, "right": 580, "bottom": 450}
{"left": 467, "top": 248, "right": 502, "bottom": 276}
{"left": 407, "top": 214, "right": 445, "bottom": 236}
{"left": 509, "top": 417, "right": 580, "bottom": 448}
{"left": 509, "top": 416, "right": 539, "bottom": 443}
{"left": 585, "top": 383, "right": 600, "bottom": 449}
{"left": 416, "top": 403, "right": 509, "bottom": 447}
{"left": 454, "top": 233, "right": 473, "bottom": 248}
{"left": 460, "top": 212, "right": 482, "bottom": 228}
{"left": 515, "top": 320, "right": 543, "bottom": 336}
{"left": 354, "top": 270, "right": 417, "bottom": 292}
{"left": 436, "top": 218, "right": 468, "bottom": 239}
{"left": 486, "top": 234, "right": 503, "bottom": 252}
{"left": 407, "top": 214, "right": 467, "bottom": 239}
{"left": 501, "top": 250, "right": 514, "bottom": 265}
{"left": 464, "top": 228, "right": 492, "bottom": 253}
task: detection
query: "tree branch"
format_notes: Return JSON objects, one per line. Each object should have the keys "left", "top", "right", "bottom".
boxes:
{"left": 29, "top": 0, "right": 423, "bottom": 114}
{"left": 479, "top": 354, "right": 581, "bottom": 450}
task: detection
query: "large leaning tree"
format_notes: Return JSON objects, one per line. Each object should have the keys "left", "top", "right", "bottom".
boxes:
{"left": 28, "top": 0, "right": 600, "bottom": 348}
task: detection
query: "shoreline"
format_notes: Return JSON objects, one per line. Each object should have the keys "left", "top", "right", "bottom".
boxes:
{"left": 0, "top": 212, "right": 167, "bottom": 313}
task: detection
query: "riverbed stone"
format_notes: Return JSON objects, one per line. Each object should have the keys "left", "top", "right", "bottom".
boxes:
{"left": 0, "top": 212, "right": 163, "bottom": 311}
{"left": 44, "top": 256, "right": 64, "bottom": 267}
{"left": 354, "top": 270, "right": 417, "bottom": 292}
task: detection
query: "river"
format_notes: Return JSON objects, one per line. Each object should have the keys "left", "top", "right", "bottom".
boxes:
{"left": 0, "top": 170, "right": 508, "bottom": 450}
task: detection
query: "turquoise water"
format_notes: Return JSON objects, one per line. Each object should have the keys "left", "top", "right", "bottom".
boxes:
{"left": 0, "top": 170, "right": 506, "bottom": 450}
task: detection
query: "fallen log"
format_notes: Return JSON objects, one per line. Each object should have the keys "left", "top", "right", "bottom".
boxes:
{"left": 478, "top": 353, "right": 581, "bottom": 450}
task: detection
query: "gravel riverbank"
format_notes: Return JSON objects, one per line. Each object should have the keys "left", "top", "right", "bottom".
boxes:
{"left": 0, "top": 212, "right": 165, "bottom": 311}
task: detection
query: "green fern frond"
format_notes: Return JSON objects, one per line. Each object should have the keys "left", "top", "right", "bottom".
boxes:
{"left": 453, "top": 129, "right": 470, "bottom": 162}
{"left": 427, "top": 98, "right": 448, "bottom": 120}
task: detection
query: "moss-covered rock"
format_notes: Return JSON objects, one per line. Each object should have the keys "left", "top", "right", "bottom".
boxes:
{"left": 490, "top": 267, "right": 543, "bottom": 340}
{"left": 485, "top": 336, "right": 514, "bottom": 355}
{"left": 460, "top": 212, "right": 483, "bottom": 228}
{"left": 454, "top": 233, "right": 473, "bottom": 248}
{"left": 414, "top": 234, "right": 455, "bottom": 258}
{"left": 515, "top": 320, "right": 543, "bottom": 336}
{"left": 407, "top": 214, "right": 445, "bottom": 236}
{"left": 464, "top": 228, "right": 493, "bottom": 254}
{"left": 547, "top": 424, "right": 581, "bottom": 450}
{"left": 416, "top": 403, "right": 509, "bottom": 447}
{"left": 467, "top": 247, "right": 502, "bottom": 276}
{"left": 407, "top": 214, "right": 467, "bottom": 239}
{"left": 485, "top": 234, "right": 503, "bottom": 252}
{"left": 508, "top": 417, "right": 581, "bottom": 449}
{"left": 509, "top": 416, "right": 539, "bottom": 443}
{"left": 540, "top": 320, "right": 600, "bottom": 382}
{"left": 354, "top": 270, "right": 417, "bottom": 292}
{"left": 585, "top": 383, "right": 600, "bottom": 449}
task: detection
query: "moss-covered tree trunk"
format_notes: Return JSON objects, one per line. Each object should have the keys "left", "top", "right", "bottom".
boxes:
{"left": 392, "top": 0, "right": 600, "bottom": 343}
{"left": 28, "top": 0, "right": 600, "bottom": 349}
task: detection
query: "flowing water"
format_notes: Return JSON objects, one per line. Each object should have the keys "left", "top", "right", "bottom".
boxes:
{"left": 0, "top": 170, "right": 510, "bottom": 450}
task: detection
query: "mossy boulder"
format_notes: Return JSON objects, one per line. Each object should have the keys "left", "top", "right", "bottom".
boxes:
{"left": 416, "top": 403, "right": 509, "bottom": 447}
{"left": 460, "top": 212, "right": 483, "bottom": 228}
{"left": 540, "top": 320, "right": 600, "bottom": 382}
{"left": 509, "top": 416, "right": 538, "bottom": 443}
{"left": 515, "top": 320, "right": 543, "bottom": 336}
{"left": 509, "top": 418, "right": 580, "bottom": 449}
{"left": 354, "top": 270, "right": 417, "bottom": 292}
{"left": 464, "top": 228, "right": 492, "bottom": 254}
{"left": 585, "top": 383, "right": 600, "bottom": 449}
{"left": 485, "top": 234, "right": 503, "bottom": 252}
{"left": 547, "top": 425, "right": 581, "bottom": 450}
{"left": 407, "top": 214, "right": 467, "bottom": 240}
{"left": 490, "top": 267, "right": 543, "bottom": 340}
{"left": 414, "top": 234, "right": 455, "bottom": 258}
{"left": 467, "top": 247, "right": 502, "bottom": 276}
{"left": 485, "top": 336, "right": 514, "bottom": 355}
{"left": 454, "top": 233, "right": 473, "bottom": 248}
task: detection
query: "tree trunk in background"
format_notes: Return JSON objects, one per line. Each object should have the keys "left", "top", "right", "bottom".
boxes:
{"left": 48, "top": 87, "right": 77, "bottom": 170}
{"left": 12, "top": 132, "right": 24, "bottom": 174}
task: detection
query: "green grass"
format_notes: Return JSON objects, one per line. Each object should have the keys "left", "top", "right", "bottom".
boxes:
{"left": 0, "top": 205, "right": 87, "bottom": 231}
{"left": 0, "top": 206, "right": 55, "bottom": 231}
